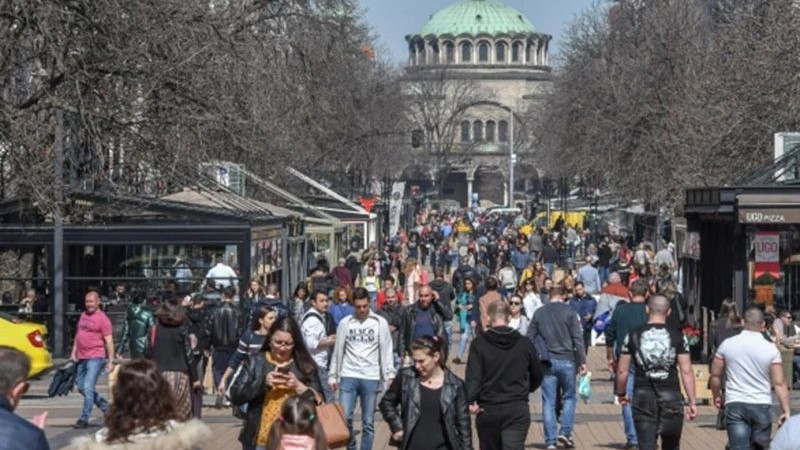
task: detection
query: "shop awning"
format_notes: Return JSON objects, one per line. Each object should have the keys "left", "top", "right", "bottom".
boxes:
{"left": 737, "top": 192, "right": 800, "bottom": 224}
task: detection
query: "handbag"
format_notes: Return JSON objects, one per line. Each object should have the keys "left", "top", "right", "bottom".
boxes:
{"left": 316, "top": 402, "right": 350, "bottom": 449}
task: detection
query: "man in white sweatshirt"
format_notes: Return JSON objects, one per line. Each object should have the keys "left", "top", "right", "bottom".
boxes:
{"left": 329, "top": 287, "right": 395, "bottom": 450}
{"left": 301, "top": 290, "right": 336, "bottom": 402}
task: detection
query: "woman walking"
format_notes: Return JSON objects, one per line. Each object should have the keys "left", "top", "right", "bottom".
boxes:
{"left": 229, "top": 317, "right": 323, "bottom": 450}
{"left": 218, "top": 306, "right": 279, "bottom": 399}
{"left": 380, "top": 335, "right": 472, "bottom": 450}
{"left": 68, "top": 359, "right": 210, "bottom": 449}
{"left": 453, "top": 277, "right": 476, "bottom": 365}
{"left": 150, "top": 299, "right": 196, "bottom": 420}
{"left": 404, "top": 258, "right": 421, "bottom": 305}
{"left": 508, "top": 294, "right": 530, "bottom": 335}
{"left": 291, "top": 283, "right": 310, "bottom": 324}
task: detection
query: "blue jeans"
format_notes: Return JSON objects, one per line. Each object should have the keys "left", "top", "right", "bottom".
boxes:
{"left": 444, "top": 320, "right": 454, "bottom": 351}
{"left": 457, "top": 323, "right": 471, "bottom": 360}
{"left": 76, "top": 358, "right": 109, "bottom": 422}
{"left": 541, "top": 359, "right": 577, "bottom": 445}
{"left": 623, "top": 369, "right": 638, "bottom": 444}
{"left": 318, "top": 366, "right": 334, "bottom": 403}
{"left": 340, "top": 377, "right": 380, "bottom": 450}
{"left": 545, "top": 263, "right": 554, "bottom": 277}
{"left": 599, "top": 266, "right": 610, "bottom": 284}
{"left": 725, "top": 403, "right": 772, "bottom": 450}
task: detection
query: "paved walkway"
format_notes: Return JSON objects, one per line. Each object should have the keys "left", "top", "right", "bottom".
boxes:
{"left": 17, "top": 346, "right": 798, "bottom": 449}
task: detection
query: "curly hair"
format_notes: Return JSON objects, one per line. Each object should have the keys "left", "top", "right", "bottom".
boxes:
{"left": 104, "top": 359, "right": 180, "bottom": 443}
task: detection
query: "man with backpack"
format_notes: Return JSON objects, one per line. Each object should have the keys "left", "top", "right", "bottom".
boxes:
{"left": 301, "top": 290, "right": 337, "bottom": 402}
{"left": 208, "top": 287, "right": 242, "bottom": 408}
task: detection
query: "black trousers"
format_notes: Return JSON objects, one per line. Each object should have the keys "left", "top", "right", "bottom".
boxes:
{"left": 476, "top": 402, "right": 530, "bottom": 450}
{"left": 633, "top": 388, "right": 685, "bottom": 450}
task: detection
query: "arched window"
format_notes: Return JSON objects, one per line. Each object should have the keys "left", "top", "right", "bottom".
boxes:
{"left": 499, "top": 120, "right": 509, "bottom": 142}
{"left": 460, "top": 121, "right": 471, "bottom": 142}
{"left": 496, "top": 42, "right": 507, "bottom": 63}
{"left": 486, "top": 121, "right": 496, "bottom": 142}
{"left": 417, "top": 41, "right": 426, "bottom": 64}
{"left": 527, "top": 42, "right": 535, "bottom": 64}
{"left": 473, "top": 120, "right": 484, "bottom": 141}
{"left": 512, "top": 42, "right": 522, "bottom": 62}
{"left": 430, "top": 42, "right": 440, "bottom": 64}
{"left": 409, "top": 43, "right": 417, "bottom": 66}
{"left": 445, "top": 42, "right": 455, "bottom": 63}
{"left": 461, "top": 41, "right": 473, "bottom": 63}
{"left": 478, "top": 42, "right": 490, "bottom": 62}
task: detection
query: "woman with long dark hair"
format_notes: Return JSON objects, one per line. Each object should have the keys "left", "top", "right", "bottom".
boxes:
{"left": 68, "top": 359, "right": 210, "bottom": 449}
{"left": 380, "top": 335, "right": 472, "bottom": 450}
{"left": 218, "top": 306, "right": 279, "bottom": 398}
{"left": 291, "top": 283, "right": 310, "bottom": 323}
{"left": 151, "top": 298, "right": 195, "bottom": 420}
{"left": 230, "top": 317, "right": 323, "bottom": 450}
{"left": 453, "top": 277, "right": 476, "bottom": 364}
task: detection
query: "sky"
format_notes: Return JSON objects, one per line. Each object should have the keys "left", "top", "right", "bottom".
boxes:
{"left": 361, "top": 0, "right": 599, "bottom": 64}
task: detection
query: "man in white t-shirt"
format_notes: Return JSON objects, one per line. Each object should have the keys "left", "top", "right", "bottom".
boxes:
{"left": 204, "top": 257, "right": 238, "bottom": 289}
{"left": 329, "top": 287, "right": 395, "bottom": 450}
{"left": 710, "top": 306, "right": 791, "bottom": 450}
{"left": 301, "top": 290, "right": 336, "bottom": 402}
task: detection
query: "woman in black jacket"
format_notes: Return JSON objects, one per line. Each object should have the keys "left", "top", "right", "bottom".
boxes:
{"left": 380, "top": 335, "right": 472, "bottom": 450}
{"left": 229, "top": 317, "right": 322, "bottom": 450}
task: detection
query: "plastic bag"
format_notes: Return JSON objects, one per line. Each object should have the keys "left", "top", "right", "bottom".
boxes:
{"left": 578, "top": 371, "right": 592, "bottom": 404}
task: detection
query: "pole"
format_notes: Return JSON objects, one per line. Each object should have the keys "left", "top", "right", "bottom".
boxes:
{"left": 53, "top": 110, "right": 65, "bottom": 358}
{"left": 508, "top": 109, "right": 515, "bottom": 208}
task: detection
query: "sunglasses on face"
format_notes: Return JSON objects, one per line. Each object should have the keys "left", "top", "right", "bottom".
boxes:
{"left": 509, "top": 302, "right": 521, "bottom": 306}
{"left": 272, "top": 339, "right": 295, "bottom": 348}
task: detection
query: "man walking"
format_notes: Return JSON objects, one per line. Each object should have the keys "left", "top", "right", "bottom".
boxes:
{"left": 577, "top": 256, "right": 602, "bottom": 294}
{"left": 377, "top": 287, "right": 406, "bottom": 370}
{"left": 208, "top": 287, "right": 242, "bottom": 408}
{"left": 710, "top": 306, "right": 791, "bottom": 450}
{"left": 0, "top": 347, "right": 50, "bottom": 450}
{"left": 329, "top": 287, "right": 395, "bottom": 450}
{"left": 429, "top": 270, "right": 456, "bottom": 346}
{"left": 403, "top": 285, "right": 447, "bottom": 359}
{"left": 466, "top": 301, "right": 545, "bottom": 450}
{"left": 528, "top": 286, "right": 586, "bottom": 449}
{"left": 301, "top": 290, "right": 337, "bottom": 402}
{"left": 70, "top": 291, "right": 114, "bottom": 428}
{"left": 472, "top": 276, "right": 502, "bottom": 334}
{"left": 605, "top": 279, "right": 649, "bottom": 449}
{"left": 615, "top": 295, "right": 698, "bottom": 450}
{"left": 569, "top": 282, "right": 598, "bottom": 351}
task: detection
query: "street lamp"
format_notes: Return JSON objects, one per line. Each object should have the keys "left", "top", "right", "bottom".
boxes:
{"left": 508, "top": 109, "right": 515, "bottom": 208}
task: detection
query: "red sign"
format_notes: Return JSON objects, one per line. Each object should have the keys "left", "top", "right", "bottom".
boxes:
{"left": 754, "top": 232, "right": 780, "bottom": 279}
{"left": 359, "top": 196, "right": 377, "bottom": 213}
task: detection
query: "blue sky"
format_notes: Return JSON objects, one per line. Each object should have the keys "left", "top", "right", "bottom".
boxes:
{"left": 362, "top": 0, "right": 600, "bottom": 64}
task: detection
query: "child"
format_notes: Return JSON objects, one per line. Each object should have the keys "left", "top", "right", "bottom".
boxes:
{"left": 265, "top": 396, "right": 327, "bottom": 450}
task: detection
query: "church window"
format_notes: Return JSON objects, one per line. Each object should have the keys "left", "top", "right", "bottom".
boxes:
{"left": 461, "top": 41, "right": 472, "bottom": 62}
{"left": 499, "top": 120, "right": 509, "bottom": 142}
{"left": 512, "top": 42, "right": 522, "bottom": 62}
{"left": 473, "top": 120, "right": 484, "bottom": 141}
{"left": 445, "top": 42, "right": 455, "bottom": 63}
{"left": 496, "top": 42, "right": 507, "bottom": 63}
{"left": 478, "top": 42, "right": 489, "bottom": 62}
{"left": 431, "top": 42, "right": 440, "bottom": 64}
{"left": 486, "top": 121, "right": 496, "bottom": 142}
{"left": 460, "top": 121, "right": 471, "bottom": 142}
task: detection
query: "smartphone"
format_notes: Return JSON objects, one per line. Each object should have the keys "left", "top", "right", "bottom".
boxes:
{"left": 276, "top": 366, "right": 290, "bottom": 374}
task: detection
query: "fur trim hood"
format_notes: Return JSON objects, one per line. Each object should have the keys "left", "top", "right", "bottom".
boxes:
{"left": 66, "top": 419, "right": 211, "bottom": 450}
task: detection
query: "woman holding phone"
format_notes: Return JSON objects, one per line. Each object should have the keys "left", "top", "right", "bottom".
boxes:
{"left": 229, "top": 317, "right": 322, "bottom": 450}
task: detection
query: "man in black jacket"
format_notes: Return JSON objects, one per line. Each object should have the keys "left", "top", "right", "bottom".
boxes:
{"left": 186, "top": 295, "right": 213, "bottom": 417}
{"left": 208, "top": 287, "right": 242, "bottom": 408}
{"left": 403, "top": 285, "right": 448, "bottom": 360}
{"left": 0, "top": 347, "right": 50, "bottom": 450}
{"left": 429, "top": 270, "right": 456, "bottom": 346}
{"left": 466, "top": 301, "right": 544, "bottom": 450}
{"left": 528, "top": 286, "right": 586, "bottom": 449}
{"left": 377, "top": 287, "right": 406, "bottom": 370}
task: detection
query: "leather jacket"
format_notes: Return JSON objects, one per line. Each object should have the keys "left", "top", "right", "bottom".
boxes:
{"left": 379, "top": 367, "right": 472, "bottom": 450}
{"left": 403, "top": 302, "right": 447, "bottom": 356}
{"left": 229, "top": 353, "right": 322, "bottom": 447}
{"left": 117, "top": 303, "right": 156, "bottom": 357}
{"left": 378, "top": 304, "right": 407, "bottom": 357}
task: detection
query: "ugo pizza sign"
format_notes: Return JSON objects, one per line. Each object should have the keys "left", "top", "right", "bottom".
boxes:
{"left": 754, "top": 232, "right": 780, "bottom": 278}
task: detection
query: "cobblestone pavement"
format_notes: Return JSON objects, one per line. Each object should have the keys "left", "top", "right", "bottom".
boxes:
{"left": 17, "top": 346, "right": 798, "bottom": 449}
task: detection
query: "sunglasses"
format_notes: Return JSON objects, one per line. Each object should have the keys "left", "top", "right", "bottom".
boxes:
{"left": 509, "top": 301, "right": 522, "bottom": 306}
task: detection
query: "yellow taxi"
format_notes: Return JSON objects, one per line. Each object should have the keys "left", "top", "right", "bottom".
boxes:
{"left": 0, "top": 311, "right": 53, "bottom": 377}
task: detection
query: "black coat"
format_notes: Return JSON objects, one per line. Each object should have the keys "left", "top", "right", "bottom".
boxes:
{"left": 403, "top": 303, "right": 447, "bottom": 356}
{"left": 228, "top": 353, "right": 322, "bottom": 446}
{"left": 380, "top": 368, "right": 472, "bottom": 450}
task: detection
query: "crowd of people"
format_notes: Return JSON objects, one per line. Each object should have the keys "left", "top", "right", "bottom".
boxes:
{"left": 1, "top": 209, "right": 799, "bottom": 450}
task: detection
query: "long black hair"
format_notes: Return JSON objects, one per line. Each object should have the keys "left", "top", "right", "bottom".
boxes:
{"left": 261, "top": 317, "right": 317, "bottom": 377}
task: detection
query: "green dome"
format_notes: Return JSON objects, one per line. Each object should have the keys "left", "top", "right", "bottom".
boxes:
{"left": 419, "top": 0, "right": 535, "bottom": 37}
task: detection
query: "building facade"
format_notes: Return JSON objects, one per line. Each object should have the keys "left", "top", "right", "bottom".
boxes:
{"left": 402, "top": 0, "right": 552, "bottom": 206}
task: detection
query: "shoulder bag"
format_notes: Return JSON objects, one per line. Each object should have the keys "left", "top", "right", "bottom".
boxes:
{"left": 316, "top": 401, "right": 350, "bottom": 448}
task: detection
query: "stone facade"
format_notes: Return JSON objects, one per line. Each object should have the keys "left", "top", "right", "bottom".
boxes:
{"left": 401, "top": 0, "right": 552, "bottom": 207}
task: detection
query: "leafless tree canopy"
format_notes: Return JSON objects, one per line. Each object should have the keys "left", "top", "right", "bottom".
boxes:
{"left": 0, "top": 0, "right": 404, "bottom": 220}
{"left": 535, "top": 0, "right": 800, "bottom": 210}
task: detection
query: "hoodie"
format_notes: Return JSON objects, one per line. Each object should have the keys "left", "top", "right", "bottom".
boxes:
{"left": 465, "top": 326, "right": 544, "bottom": 407}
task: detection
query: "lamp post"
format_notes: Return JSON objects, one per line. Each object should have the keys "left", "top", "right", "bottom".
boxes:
{"left": 508, "top": 109, "right": 515, "bottom": 208}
